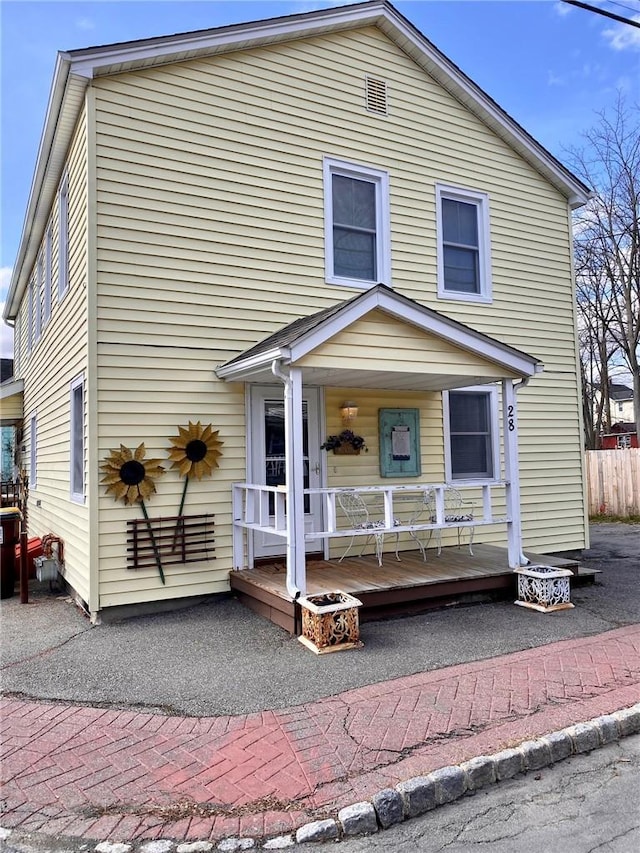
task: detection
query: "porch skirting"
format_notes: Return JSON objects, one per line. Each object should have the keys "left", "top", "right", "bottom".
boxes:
{"left": 229, "top": 544, "right": 589, "bottom": 634}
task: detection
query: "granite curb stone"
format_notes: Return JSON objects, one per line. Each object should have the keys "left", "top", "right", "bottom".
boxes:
{"left": 336, "top": 803, "right": 378, "bottom": 837}
{"left": 371, "top": 788, "right": 404, "bottom": 828}
{"left": 544, "top": 730, "right": 573, "bottom": 763}
{"left": 395, "top": 775, "right": 436, "bottom": 818}
{"left": 460, "top": 755, "right": 496, "bottom": 791}
{"left": 520, "top": 737, "right": 552, "bottom": 770}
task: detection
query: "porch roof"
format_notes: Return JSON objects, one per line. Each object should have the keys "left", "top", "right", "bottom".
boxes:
{"left": 0, "top": 379, "right": 24, "bottom": 426}
{"left": 216, "top": 285, "right": 543, "bottom": 392}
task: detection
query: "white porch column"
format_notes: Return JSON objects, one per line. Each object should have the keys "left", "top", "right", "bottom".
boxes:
{"left": 503, "top": 379, "right": 525, "bottom": 569}
{"left": 273, "top": 361, "right": 307, "bottom": 599}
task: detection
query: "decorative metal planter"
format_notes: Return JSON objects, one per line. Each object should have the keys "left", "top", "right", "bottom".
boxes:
{"left": 298, "top": 591, "right": 363, "bottom": 654}
{"left": 514, "top": 564, "right": 575, "bottom": 613}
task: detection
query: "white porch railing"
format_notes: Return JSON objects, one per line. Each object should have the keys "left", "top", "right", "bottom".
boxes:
{"left": 232, "top": 482, "right": 510, "bottom": 570}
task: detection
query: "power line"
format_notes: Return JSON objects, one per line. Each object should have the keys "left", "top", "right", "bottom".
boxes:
{"left": 605, "top": 1, "right": 640, "bottom": 17}
{"left": 607, "top": 0, "right": 640, "bottom": 15}
{"left": 561, "top": 0, "right": 640, "bottom": 26}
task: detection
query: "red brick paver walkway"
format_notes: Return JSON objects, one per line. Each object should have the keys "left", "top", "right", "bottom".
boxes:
{"left": 2, "top": 625, "right": 640, "bottom": 842}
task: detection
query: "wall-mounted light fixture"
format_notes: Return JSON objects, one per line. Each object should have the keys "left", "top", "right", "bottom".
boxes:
{"left": 340, "top": 401, "right": 358, "bottom": 426}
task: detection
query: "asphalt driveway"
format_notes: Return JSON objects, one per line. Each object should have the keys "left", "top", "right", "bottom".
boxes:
{"left": 1, "top": 523, "right": 637, "bottom": 717}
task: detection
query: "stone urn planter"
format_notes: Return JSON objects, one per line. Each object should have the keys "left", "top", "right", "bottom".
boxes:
{"left": 298, "top": 591, "right": 363, "bottom": 654}
{"left": 514, "top": 564, "right": 575, "bottom": 613}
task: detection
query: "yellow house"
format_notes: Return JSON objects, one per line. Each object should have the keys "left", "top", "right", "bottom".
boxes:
{"left": 3, "top": 1, "right": 591, "bottom": 625}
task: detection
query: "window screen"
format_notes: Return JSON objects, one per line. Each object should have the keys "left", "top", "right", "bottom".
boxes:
{"left": 332, "top": 174, "right": 377, "bottom": 281}
{"left": 449, "top": 390, "right": 494, "bottom": 479}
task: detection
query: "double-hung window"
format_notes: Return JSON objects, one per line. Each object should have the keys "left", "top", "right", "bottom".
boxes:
{"left": 445, "top": 387, "right": 498, "bottom": 481}
{"left": 44, "top": 224, "right": 52, "bottom": 325}
{"left": 324, "top": 157, "right": 390, "bottom": 287}
{"left": 58, "top": 173, "right": 69, "bottom": 300}
{"left": 30, "top": 413, "right": 38, "bottom": 489}
{"left": 70, "top": 375, "right": 85, "bottom": 502}
{"left": 35, "top": 253, "right": 43, "bottom": 342}
{"left": 436, "top": 184, "right": 491, "bottom": 302}
{"left": 27, "top": 279, "right": 34, "bottom": 354}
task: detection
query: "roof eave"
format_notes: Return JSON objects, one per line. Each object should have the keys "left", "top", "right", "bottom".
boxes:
{"left": 215, "top": 348, "right": 290, "bottom": 380}
{"left": 5, "top": 55, "right": 90, "bottom": 320}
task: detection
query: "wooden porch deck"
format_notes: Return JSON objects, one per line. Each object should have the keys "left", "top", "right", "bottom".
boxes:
{"left": 229, "top": 544, "right": 589, "bottom": 634}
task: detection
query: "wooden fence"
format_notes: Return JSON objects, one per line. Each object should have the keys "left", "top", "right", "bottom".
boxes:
{"left": 584, "top": 449, "right": 640, "bottom": 517}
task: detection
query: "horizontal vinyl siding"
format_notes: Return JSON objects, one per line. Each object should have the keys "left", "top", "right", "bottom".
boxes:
{"left": 92, "top": 24, "right": 585, "bottom": 601}
{"left": 96, "top": 345, "right": 245, "bottom": 608}
{"left": 300, "top": 310, "right": 519, "bottom": 378}
{"left": 16, "top": 106, "right": 90, "bottom": 603}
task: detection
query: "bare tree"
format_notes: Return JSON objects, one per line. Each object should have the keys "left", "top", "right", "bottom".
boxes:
{"left": 568, "top": 96, "right": 640, "bottom": 442}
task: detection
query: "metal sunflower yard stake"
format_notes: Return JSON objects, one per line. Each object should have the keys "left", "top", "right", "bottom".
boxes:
{"left": 100, "top": 443, "right": 166, "bottom": 583}
{"left": 168, "top": 421, "right": 224, "bottom": 548}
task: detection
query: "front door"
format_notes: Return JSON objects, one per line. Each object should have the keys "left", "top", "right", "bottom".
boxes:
{"left": 250, "top": 385, "right": 323, "bottom": 559}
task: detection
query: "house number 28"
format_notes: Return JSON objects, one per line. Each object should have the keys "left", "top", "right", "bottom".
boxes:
{"left": 508, "top": 405, "right": 515, "bottom": 432}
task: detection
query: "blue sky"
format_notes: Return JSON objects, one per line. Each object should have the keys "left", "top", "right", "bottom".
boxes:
{"left": 1, "top": 0, "right": 639, "bottom": 356}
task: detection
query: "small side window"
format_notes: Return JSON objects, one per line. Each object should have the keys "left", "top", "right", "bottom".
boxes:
{"left": 70, "top": 375, "right": 85, "bottom": 502}
{"left": 58, "top": 174, "right": 69, "bottom": 300}
{"left": 27, "top": 280, "right": 34, "bottom": 354}
{"left": 30, "top": 412, "right": 38, "bottom": 488}
{"left": 44, "top": 224, "right": 53, "bottom": 324}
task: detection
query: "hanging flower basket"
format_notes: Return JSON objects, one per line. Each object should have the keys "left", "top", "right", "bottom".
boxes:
{"left": 320, "top": 430, "right": 367, "bottom": 455}
{"left": 333, "top": 444, "right": 361, "bottom": 456}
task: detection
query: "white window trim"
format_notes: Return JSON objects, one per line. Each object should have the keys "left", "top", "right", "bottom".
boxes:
{"left": 35, "top": 253, "right": 43, "bottom": 342}
{"left": 70, "top": 374, "right": 86, "bottom": 503}
{"left": 14, "top": 315, "right": 20, "bottom": 374}
{"left": 30, "top": 412, "right": 37, "bottom": 489}
{"left": 27, "top": 279, "right": 34, "bottom": 354}
{"left": 443, "top": 385, "right": 500, "bottom": 483}
{"left": 58, "top": 173, "right": 69, "bottom": 300}
{"left": 436, "top": 183, "right": 492, "bottom": 304}
{"left": 323, "top": 156, "right": 391, "bottom": 289}
{"left": 44, "top": 223, "right": 53, "bottom": 325}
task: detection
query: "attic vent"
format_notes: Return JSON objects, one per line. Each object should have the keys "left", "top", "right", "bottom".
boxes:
{"left": 365, "top": 76, "right": 388, "bottom": 115}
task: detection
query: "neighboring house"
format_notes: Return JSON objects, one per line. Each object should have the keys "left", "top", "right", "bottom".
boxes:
{"left": 601, "top": 422, "right": 639, "bottom": 450}
{"left": 609, "top": 383, "right": 634, "bottom": 424}
{"left": 2, "top": 1, "right": 591, "bottom": 621}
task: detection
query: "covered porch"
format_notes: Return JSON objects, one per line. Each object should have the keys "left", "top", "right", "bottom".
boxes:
{"left": 217, "top": 285, "right": 547, "bottom": 616}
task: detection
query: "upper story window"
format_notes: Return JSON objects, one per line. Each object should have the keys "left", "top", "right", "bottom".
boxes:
{"left": 44, "top": 223, "right": 53, "bottom": 325}
{"left": 58, "top": 173, "right": 69, "bottom": 301}
{"left": 35, "top": 253, "right": 43, "bottom": 342}
{"left": 444, "top": 386, "right": 499, "bottom": 482}
{"left": 27, "top": 279, "right": 34, "bottom": 354}
{"left": 14, "top": 315, "right": 20, "bottom": 375}
{"left": 323, "top": 157, "right": 391, "bottom": 288}
{"left": 436, "top": 184, "right": 491, "bottom": 303}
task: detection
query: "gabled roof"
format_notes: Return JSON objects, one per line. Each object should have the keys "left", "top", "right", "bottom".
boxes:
{"left": 5, "top": 0, "right": 591, "bottom": 319}
{"left": 217, "top": 284, "right": 542, "bottom": 385}
{"left": 609, "top": 383, "right": 633, "bottom": 402}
